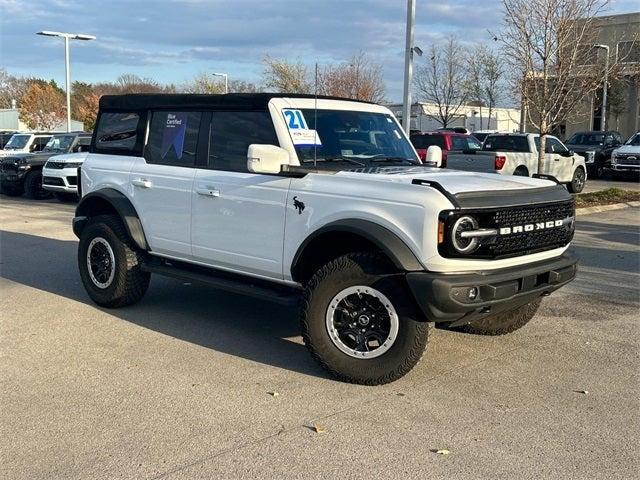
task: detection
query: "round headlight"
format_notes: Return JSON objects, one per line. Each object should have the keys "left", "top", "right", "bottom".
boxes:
{"left": 452, "top": 215, "right": 480, "bottom": 254}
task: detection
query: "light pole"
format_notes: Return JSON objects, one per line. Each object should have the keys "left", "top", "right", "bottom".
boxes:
{"left": 402, "top": 0, "right": 422, "bottom": 134}
{"left": 37, "top": 31, "right": 96, "bottom": 132}
{"left": 212, "top": 72, "right": 228, "bottom": 94}
{"left": 594, "top": 44, "right": 610, "bottom": 132}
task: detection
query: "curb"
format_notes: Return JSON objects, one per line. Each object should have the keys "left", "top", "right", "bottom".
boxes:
{"left": 576, "top": 200, "right": 640, "bottom": 215}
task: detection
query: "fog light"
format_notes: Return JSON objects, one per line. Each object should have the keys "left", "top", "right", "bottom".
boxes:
{"left": 468, "top": 287, "right": 478, "bottom": 300}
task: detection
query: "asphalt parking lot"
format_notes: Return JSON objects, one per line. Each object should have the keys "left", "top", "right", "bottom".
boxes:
{"left": 582, "top": 176, "right": 640, "bottom": 193}
{"left": 1, "top": 195, "right": 638, "bottom": 479}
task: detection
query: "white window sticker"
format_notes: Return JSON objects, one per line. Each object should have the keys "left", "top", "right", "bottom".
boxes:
{"left": 290, "top": 128, "right": 322, "bottom": 146}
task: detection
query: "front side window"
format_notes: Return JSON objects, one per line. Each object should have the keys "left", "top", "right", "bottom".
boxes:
{"left": 4, "top": 134, "right": 30, "bottom": 150}
{"left": 627, "top": 133, "right": 640, "bottom": 145}
{"left": 208, "top": 111, "right": 279, "bottom": 172}
{"left": 95, "top": 112, "right": 140, "bottom": 150}
{"left": 146, "top": 111, "right": 202, "bottom": 167}
{"left": 290, "top": 109, "right": 418, "bottom": 166}
{"left": 32, "top": 137, "right": 51, "bottom": 152}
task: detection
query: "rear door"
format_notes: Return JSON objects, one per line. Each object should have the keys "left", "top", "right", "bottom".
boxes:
{"left": 191, "top": 110, "right": 291, "bottom": 279}
{"left": 129, "top": 110, "right": 203, "bottom": 258}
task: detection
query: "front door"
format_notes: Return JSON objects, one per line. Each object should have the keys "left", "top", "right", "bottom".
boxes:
{"left": 190, "top": 110, "right": 290, "bottom": 279}
{"left": 129, "top": 110, "right": 202, "bottom": 258}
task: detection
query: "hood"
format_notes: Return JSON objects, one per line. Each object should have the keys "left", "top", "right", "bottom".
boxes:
{"left": 0, "top": 152, "right": 33, "bottom": 163}
{"left": 46, "top": 152, "right": 89, "bottom": 163}
{"left": 615, "top": 144, "right": 640, "bottom": 155}
{"left": 334, "top": 166, "right": 555, "bottom": 195}
{"left": 567, "top": 144, "right": 601, "bottom": 153}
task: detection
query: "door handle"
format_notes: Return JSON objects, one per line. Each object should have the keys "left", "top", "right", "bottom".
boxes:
{"left": 131, "top": 178, "right": 153, "bottom": 188}
{"left": 196, "top": 187, "right": 220, "bottom": 198}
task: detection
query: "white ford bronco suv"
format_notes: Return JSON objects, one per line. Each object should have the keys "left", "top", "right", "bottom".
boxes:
{"left": 73, "top": 93, "right": 577, "bottom": 385}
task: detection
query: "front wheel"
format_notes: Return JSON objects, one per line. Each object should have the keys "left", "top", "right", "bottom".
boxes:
{"left": 24, "top": 171, "right": 51, "bottom": 199}
{"left": 78, "top": 214, "right": 150, "bottom": 308}
{"left": 567, "top": 167, "right": 586, "bottom": 193}
{"left": 301, "top": 253, "right": 430, "bottom": 385}
{"left": 458, "top": 299, "right": 541, "bottom": 336}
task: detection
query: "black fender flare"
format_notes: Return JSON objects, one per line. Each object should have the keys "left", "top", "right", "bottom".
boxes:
{"left": 74, "top": 188, "right": 148, "bottom": 250}
{"left": 292, "top": 219, "right": 424, "bottom": 274}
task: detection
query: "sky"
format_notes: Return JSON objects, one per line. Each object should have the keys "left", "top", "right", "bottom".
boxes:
{"left": 1, "top": 0, "right": 638, "bottom": 102}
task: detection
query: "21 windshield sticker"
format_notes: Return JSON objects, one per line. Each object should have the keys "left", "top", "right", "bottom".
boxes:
{"left": 282, "top": 109, "right": 322, "bottom": 146}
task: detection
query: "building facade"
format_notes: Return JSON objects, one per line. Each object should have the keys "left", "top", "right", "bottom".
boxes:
{"left": 389, "top": 102, "right": 521, "bottom": 133}
{"left": 0, "top": 108, "right": 84, "bottom": 132}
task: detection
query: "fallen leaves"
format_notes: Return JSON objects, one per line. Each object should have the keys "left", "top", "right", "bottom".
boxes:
{"left": 311, "top": 423, "right": 326, "bottom": 434}
{"left": 267, "top": 391, "right": 279, "bottom": 397}
{"left": 434, "top": 449, "right": 450, "bottom": 455}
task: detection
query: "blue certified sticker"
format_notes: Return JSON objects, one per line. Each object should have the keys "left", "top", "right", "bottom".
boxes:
{"left": 282, "top": 109, "right": 308, "bottom": 130}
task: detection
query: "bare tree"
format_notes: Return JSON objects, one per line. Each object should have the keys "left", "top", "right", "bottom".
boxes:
{"left": 321, "top": 52, "right": 386, "bottom": 102}
{"left": 414, "top": 37, "right": 469, "bottom": 128}
{"left": 263, "top": 56, "right": 312, "bottom": 93}
{"left": 499, "top": 0, "right": 614, "bottom": 172}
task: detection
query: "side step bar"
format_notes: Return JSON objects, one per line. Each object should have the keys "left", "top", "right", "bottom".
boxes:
{"left": 141, "top": 257, "right": 302, "bottom": 307}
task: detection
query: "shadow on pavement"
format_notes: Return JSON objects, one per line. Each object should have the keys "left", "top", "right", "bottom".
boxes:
{"left": 0, "top": 230, "right": 329, "bottom": 380}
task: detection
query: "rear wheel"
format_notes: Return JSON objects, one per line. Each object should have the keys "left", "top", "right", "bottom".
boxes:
{"left": 458, "top": 299, "right": 541, "bottom": 336}
{"left": 567, "top": 167, "right": 586, "bottom": 193}
{"left": 301, "top": 252, "right": 430, "bottom": 385}
{"left": 24, "top": 171, "right": 51, "bottom": 199}
{"left": 78, "top": 215, "right": 150, "bottom": 308}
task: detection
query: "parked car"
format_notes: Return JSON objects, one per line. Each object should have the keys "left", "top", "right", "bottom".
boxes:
{"left": 72, "top": 93, "right": 577, "bottom": 385}
{"left": 0, "top": 131, "right": 18, "bottom": 149}
{"left": 0, "top": 132, "right": 91, "bottom": 198}
{"left": 410, "top": 131, "right": 482, "bottom": 165}
{"left": 446, "top": 133, "right": 587, "bottom": 193}
{"left": 565, "top": 130, "right": 623, "bottom": 178}
{"left": 0, "top": 132, "right": 52, "bottom": 157}
{"left": 42, "top": 151, "right": 89, "bottom": 200}
{"left": 610, "top": 131, "right": 640, "bottom": 175}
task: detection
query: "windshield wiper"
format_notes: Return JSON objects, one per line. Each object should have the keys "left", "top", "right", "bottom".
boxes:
{"left": 309, "top": 156, "right": 366, "bottom": 167}
{"left": 370, "top": 156, "right": 416, "bottom": 164}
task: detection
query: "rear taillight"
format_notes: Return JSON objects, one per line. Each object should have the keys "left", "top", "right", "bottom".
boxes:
{"left": 417, "top": 149, "right": 427, "bottom": 161}
{"left": 495, "top": 155, "right": 506, "bottom": 170}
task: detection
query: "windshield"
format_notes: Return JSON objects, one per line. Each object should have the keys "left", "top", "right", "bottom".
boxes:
{"left": 3, "top": 134, "right": 30, "bottom": 150}
{"left": 44, "top": 135, "right": 75, "bottom": 152}
{"left": 626, "top": 133, "right": 640, "bottom": 145}
{"left": 288, "top": 109, "right": 419, "bottom": 167}
{"left": 567, "top": 133, "right": 605, "bottom": 145}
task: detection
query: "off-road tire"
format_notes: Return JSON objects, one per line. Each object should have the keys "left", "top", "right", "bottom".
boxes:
{"left": 78, "top": 214, "right": 150, "bottom": 308}
{"left": 24, "top": 171, "right": 50, "bottom": 199}
{"left": 0, "top": 184, "right": 24, "bottom": 196}
{"left": 513, "top": 166, "right": 529, "bottom": 177}
{"left": 301, "top": 252, "right": 430, "bottom": 385}
{"left": 458, "top": 299, "right": 542, "bottom": 336}
{"left": 567, "top": 167, "right": 586, "bottom": 193}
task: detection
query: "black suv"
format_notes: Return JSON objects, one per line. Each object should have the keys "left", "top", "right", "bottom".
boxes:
{"left": 0, "top": 132, "right": 91, "bottom": 199}
{"left": 565, "top": 130, "right": 623, "bottom": 178}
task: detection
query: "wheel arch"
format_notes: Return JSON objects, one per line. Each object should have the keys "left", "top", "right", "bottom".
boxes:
{"left": 291, "top": 219, "right": 423, "bottom": 284}
{"left": 74, "top": 188, "right": 148, "bottom": 250}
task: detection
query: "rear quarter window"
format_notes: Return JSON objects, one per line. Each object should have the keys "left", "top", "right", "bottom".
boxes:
{"left": 95, "top": 112, "right": 141, "bottom": 151}
{"left": 483, "top": 136, "right": 530, "bottom": 152}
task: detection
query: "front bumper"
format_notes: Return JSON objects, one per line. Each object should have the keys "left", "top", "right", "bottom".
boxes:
{"left": 0, "top": 169, "right": 27, "bottom": 186}
{"left": 42, "top": 168, "right": 78, "bottom": 194}
{"left": 610, "top": 164, "right": 639, "bottom": 172}
{"left": 406, "top": 252, "right": 577, "bottom": 325}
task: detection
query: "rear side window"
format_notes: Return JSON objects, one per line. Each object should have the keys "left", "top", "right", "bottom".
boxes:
{"left": 208, "top": 111, "right": 278, "bottom": 172}
{"left": 451, "top": 136, "right": 481, "bottom": 151}
{"left": 95, "top": 112, "right": 140, "bottom": 150}
{"left": 33, "top": 136, "right": 51, "bottom": 152}
{"left": 146, "top": 111, "right": 202, "bottom": 167}
{"left": 483, "top": 136, "right": 529, "bottom": 152}
{"left": 410, "top": 134, "right": 446, "bottom": 149}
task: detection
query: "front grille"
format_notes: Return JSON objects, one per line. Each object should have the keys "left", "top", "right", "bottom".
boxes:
{"left": 441, "top": 199, "right": 575, "bottom": 259}
{"left": 46, "top": 161, "right": 66, "bottom": 169}
{"left": 1, "top": 162, "right": 18, "bottom": 174}
{"left": 616, "top": 155, "right": 639, "bottom": 165}
{"left": 43, "top": 177, "right": 64, "bottom": 186}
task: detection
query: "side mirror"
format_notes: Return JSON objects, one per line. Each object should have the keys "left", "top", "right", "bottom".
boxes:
{"left": 424, "top": 145, "right": 442, "bottom": 167}
{"left": 247, "top": 144, "right": 290, "bottom": 174}
{"left": 74, "top": 145, "right": 85, "bottom": 153}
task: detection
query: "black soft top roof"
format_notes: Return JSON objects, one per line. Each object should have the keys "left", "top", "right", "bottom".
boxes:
{"left": 99, "top": 93, "right": 373, "bottom": 111}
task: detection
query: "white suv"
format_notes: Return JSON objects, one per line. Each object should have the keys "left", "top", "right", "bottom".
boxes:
{"left": 0, "top": 132, "right": 52, "bottom": 156}
{"left": 73, "top": 93, "right": 577, "bottom": 384}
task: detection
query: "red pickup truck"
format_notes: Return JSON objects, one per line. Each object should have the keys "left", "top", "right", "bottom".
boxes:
{"left": 410, "top": 131, "right": 482, "bottom": 166}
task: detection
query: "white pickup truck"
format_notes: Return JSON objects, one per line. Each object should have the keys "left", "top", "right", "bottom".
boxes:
{"left": 446, "top": 133, "right": 587, "bottom": 193}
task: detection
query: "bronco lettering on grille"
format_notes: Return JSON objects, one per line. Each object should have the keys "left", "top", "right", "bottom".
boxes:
{"left": 499, "top": 219, "right": 564, "bottom": 235}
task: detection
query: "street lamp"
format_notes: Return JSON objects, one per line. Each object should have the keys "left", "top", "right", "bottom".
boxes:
{"left": 37, "top": 31, "right": 96, "bottom": 132}
{"left": 593, "top": 44, "right": 610, "bottom": 132}
{"left": 402, "top": 0, "right": 422, "bottom": 134}
{"left": 211, "top": 72, "right": 228, "bottom": 94}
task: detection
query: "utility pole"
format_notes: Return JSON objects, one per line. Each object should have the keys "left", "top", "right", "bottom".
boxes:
{"left": 594, "top": 45, "right": 610, "bottom": 131}
{"left": 402, "top": 0, "right": 416, "bottom": 134}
